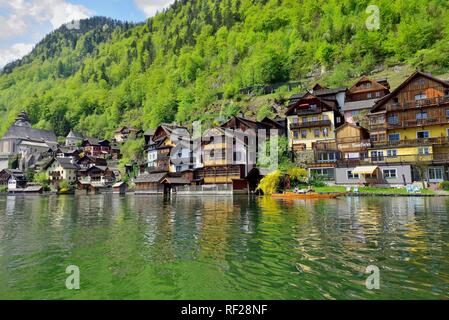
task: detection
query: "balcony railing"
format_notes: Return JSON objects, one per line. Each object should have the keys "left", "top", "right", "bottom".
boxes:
{"left": 290, "top": 120, "right": 332, "bottom": 129}
{"left": 386, "top": 117, "right": 448, "bottom": 129}
{"left": 372, "top": 137, "right": 449, "bottom": 148}
{"left": 337, "top": 153, "right": 449, "bottom": 166}
{"left": 386, "top": 95, "right": 449, "bottom": 112}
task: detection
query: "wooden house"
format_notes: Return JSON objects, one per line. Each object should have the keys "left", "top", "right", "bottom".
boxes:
{"left": 343, "top": 77, "right": 390, "bottom": 125}
{"left": 81, "top": 138, "right": 111, "bottom": 158}
{"left": 368, "top": 71, "right": 449, "bottom": 183}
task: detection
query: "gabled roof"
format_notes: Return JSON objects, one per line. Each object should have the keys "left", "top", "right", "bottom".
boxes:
{"left": 134, "top": 172, "right": 167, "bottom": 183}
{"left": 2, "top": 125, "right": 57, "bottom": 143}
{"left": 67, "top": 130, "right": 83, "bottom": 139}
{"left": 82, "top": 138, "right": 110, "bottom": 146}
{"left": 371, "top": 70, "right": 449, "bottom": 112}
{"left": 114, "top": 126, "right": 142, "bottom": 134}
{"left": 342, "top": 98, "right": 379, "bottom": 112}
{"left": 285, "top": 93, "right": 338, "bottom": 116}
{"left": 336, "top": 122, "right": 369, "bottom": 134}
{"left": 347, "top": 76, "right": 389, "bottom": 95}
{"left": 44, "top": 157, "right": 79, "bottom": 170}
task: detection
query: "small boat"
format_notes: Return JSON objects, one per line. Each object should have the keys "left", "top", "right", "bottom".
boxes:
{"left": 271, "top": 192, "right": 339, "bottom": 200}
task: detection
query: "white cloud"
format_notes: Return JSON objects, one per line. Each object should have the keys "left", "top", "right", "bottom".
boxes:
{"left": 0, "top": 43, "right": 34, "bottom": 68}
{"left": 134, "top": 0, "right": 174, "bottom": 17}
{"left": 0, "top": 0, "right": 94, "bottom": 68}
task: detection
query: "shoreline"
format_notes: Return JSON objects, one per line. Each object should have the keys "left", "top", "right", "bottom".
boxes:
{"left": 1, "top": 191, "right": 449, "bottom": 198}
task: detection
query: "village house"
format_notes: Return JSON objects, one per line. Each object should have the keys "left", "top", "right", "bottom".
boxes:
{"left": 43, "top": 157, "right": 79, "bottom": 186}
{"left": 65, "top": 130, "right": 84, "bottom": 149}
{"left": 0, "top": 112, "right": 58, "bottom": 171}
{"left": 286, "top": 92, "right": 345, "bottom": 156}
{"left": 0, "top": 169, "right": 27, "bottom": 189}
{"left": 77, "top": 165, "right": 115, "bottom": 184}
{"left": 197, "top": 116, "right": 278, "bottom": 189}
{"left": 365, "top": 71, "right": 449, "bottom": 185}
{"left": 114, "top": 126, "right": 143, "bottom": 143}
{"left": 81, "top": 138, "right": 112, "bottom": 158}
{"left": 342, "top": 77, "right": 390, "bottom": 126}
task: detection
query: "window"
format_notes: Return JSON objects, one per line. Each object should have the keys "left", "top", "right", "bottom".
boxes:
{"left": 375, "top": 91, "right": 381, "bottom": 98}
{"left": 418, "top": 147, "right": 430, "bottom": 155}
{"left": 371, "top": 151, "right": 384, "bottom": 162}
{"left": 210, "top": 149, "right": 215, "bottom": 158}
{"left": 367, "top": 93, "right": 372, "bottom": 99}
{"left": 428, "top": 167, "right": 444, "bottom": 182}
{"left": 347, "top": 171, "right": 359, "bottom": 180}
{"left": 445, "top": 89, "right": 449, "bottom": 97}
{"left": 314, "top": 129, "right": 320, "bottom": 138}
{"left": 318, "top": 153, "right": 336, "bottom": 162}
{"left": 175, "top": 166, "right": 183, "bottom": 172}
{"left": 310, "top": 168, "right": 335, "bottom": 180}
{"left": 323, "top": 128, "right": 329, "bottom": 137}
{"left": 416, "top": 112, "right": 428, "bottom": 120}
{"left": 388, "top": 114, "right": 398, "bottom": 125}
{"left": 417, "top": 131, "right": 429, "bottom": 139}
{"left": 310, "top": 104, "right": 317, "bottom": 109}
{"left": 393, "top": 97, "right": 399, "bottom": 104}
{"left": 234, "top": 152, "right": 242, "bottom": 162}
{"left": 336, "top": 117, "right": 342, "bottom": 123}
{"left": 383, "top": 169, "right": 397, "bottom": 179}
{"left": 301, "top": 130, "right": 307, "bottom": 139}
{"left": 293, "top": 131, "right": 299, "bottom": 139}
{"left": 312, "top": 116, "right": 318, "bottom": 122}
{"left": 415, "top": 92, "right": 427, "bottom": 101}
{"left": 387, "top": 150, "right": 398, "bottom": 158}
{"left": 292, "top": 117, "right": 299, "bottom": 124}
{"left": 302, "top": 117, "right": 308, "bottom": 123}
{"left": 446, "top": 109, "right": 449, "bottom": 118}
{"left": 388, "top": 133, "right": 400, "bottom": 141}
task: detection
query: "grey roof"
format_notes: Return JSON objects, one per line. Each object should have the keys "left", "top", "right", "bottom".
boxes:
{"left": 2, "top": 125, "right": 57, "bottom": 143}
{"left": 134, "top": 172, "right": 167, "bottom": 183}
{"left": 342, "top": 98, "right": 379, "bottom": 112}
{"left": 45, "top": 157, "right": 79, "bottom": 170}
{"left": 67, "top": 130, "right": 83, "bottom": 139}
{"left": 313, "top": 87, "right": 347, "bottom": 96}
{"left": 163, "top": 177, "right": 190, "bottom": 185}
{"left": 57, "top": 157, "right": 80, "bottom": 170}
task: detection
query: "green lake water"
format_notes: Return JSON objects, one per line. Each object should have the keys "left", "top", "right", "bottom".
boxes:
{"left": 0, "top": 194, "right": 448, "bottom": 300}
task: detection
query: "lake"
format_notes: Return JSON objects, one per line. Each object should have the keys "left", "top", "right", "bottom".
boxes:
{"left": 0, "top": 194, "right": 448, "bottom": 300}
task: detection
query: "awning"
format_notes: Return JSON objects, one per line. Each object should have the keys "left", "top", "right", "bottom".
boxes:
{"left": 352, "top": 166, "right": 379, "bottom": 175}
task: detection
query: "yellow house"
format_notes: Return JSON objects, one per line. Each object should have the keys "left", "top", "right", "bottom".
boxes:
{"left": 285, "top": 92, "right": 345, "bottom": 150}
{"left": 44, "top": 157, "right": 79, "bottom": 183}
{"left": 368, "top": 71, "right": 449, "bottom": 183}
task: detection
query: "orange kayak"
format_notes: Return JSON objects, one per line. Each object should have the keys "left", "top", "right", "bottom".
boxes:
{"left": 271, "top": 192, "right": 339, "bottom": 199}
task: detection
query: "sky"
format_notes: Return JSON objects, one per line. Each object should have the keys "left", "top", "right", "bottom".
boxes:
{"left": 0, "top": 0, "right": 174, "bottom": 69}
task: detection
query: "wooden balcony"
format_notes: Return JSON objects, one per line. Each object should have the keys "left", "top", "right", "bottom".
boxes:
{"left": 386, "top": 95, "right": 449, "bottom": 112}
{"left": 337, "top": 153, "right": 449, "bottom": 166}
{"left": 387, "top": 117, "right": 449, "bottom": 129}
{"left": 372, "top": 137, "right": 449, "bottom": 148}
{"left": 290, "top": 120, "right": 332, "bottom": 129}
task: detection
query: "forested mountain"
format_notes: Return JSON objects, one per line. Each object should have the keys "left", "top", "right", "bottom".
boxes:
{"left": 1, "top": 0, "right": 449, "bottom": 138}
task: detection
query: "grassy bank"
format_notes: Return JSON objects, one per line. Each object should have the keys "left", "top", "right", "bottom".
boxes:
{"left": 314, "top": 186, "right": 436, "bottom": 195}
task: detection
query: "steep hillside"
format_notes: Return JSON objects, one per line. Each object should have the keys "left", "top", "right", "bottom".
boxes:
{"left": 1, "top": 0, "right": 449, "bottom": 138}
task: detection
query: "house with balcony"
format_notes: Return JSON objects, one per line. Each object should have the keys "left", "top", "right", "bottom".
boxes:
{"left": 342, "top": 76, "right": 390, "bottom": 126}
{"left": 43, "top": 157, "right": 79, "bottom": 187}
{"left": 114, "top": 126, "right": 143, "bottom": 143}
{"left": 367, "top": 70, "right": 449, "bottom": 184}
{"left": 286, "top": 92, "right": 345, "bottom": 157}
{"left": 81, "top": 138, "right": 112, "bottom": 158}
